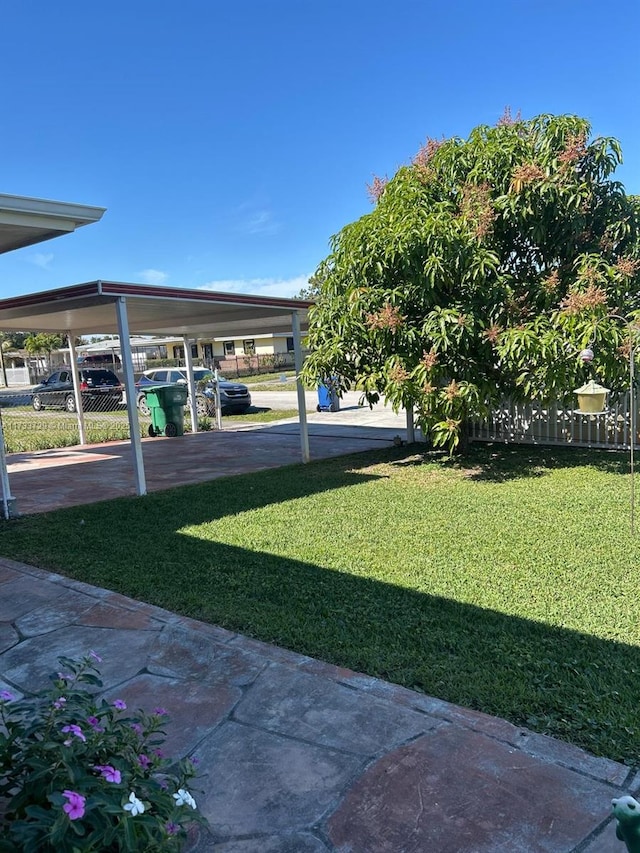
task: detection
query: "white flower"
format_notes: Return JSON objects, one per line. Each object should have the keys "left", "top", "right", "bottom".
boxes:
{"left": 173, "top": 787, "right": 197, "bottom": 809}
{"left": 123, "top": 792, "right": 145, "bottom": 816}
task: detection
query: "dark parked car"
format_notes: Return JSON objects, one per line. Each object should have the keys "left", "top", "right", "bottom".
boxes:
{"left": 31, "top": 368, "right": 124, "bottom": 412}
{"left": 136, "top": 368, "right": 251, "bottom": 416}
{"left": 78, "top": 353, "right": 121, "bottom": 367}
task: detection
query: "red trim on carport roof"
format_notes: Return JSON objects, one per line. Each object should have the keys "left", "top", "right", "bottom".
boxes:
{"left": 0, "top": 282, "right": 102, "bottom": 310}
{"left": 0, "top": 281, "right": 314, "bottom": 311}
{"left": 97, "top": 281, "right": 313, "bottom": 309}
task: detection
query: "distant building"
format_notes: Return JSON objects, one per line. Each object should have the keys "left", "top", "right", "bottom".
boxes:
{"left": 165, "top": 332, "right": 296, "bottom": 363}
{"left": 39, "top": 330, "right": 304, "bottom": 381}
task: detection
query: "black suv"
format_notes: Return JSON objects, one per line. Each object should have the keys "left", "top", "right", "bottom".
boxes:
{"left": 78, "top": 353, "right": 121, "bottom": 367}
{"left": 31, "top": 369, "right": 124, "bottom": 412}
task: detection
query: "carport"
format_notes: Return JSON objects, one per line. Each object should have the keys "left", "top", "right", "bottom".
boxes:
{"left": 0, "top": 281, "right": 312, "bottom": 510}
{"left": 0, "top": 193, "right": 313, "bottom": 516}
{"left": 0, "top": 193, "right": 107, "bottom": 517}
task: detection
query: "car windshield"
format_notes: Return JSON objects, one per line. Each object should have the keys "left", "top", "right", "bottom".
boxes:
{"left": 193, "top": 369, "right": 214, "bottom": 381}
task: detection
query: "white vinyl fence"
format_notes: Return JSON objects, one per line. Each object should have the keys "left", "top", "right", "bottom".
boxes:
{"left": 2, "top": 367, "right": 30, "bottom": 386}
{"left": 469, "top": 394, "right": 638, "bottom": 451}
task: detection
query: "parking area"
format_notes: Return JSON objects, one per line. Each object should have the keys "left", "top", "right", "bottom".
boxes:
{"left": 5, "top": 404, "right": 411, "bottom": 515}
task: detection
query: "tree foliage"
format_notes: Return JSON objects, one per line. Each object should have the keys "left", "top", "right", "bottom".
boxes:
{"left": 0, "top": 332, "right": 28, "bottom": 350}
{"left": 302, "top": 113, "right": 640, "bottom": 451}
{"left": 294, "top": 273, "right": 324, "bottom": 301}
{"left": 24, "top": 333, "right": 66, "bottom": 371}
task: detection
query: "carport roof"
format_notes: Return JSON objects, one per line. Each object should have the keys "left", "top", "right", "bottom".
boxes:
{"left": 0, "top": 281, "right": 312, "bottom": 337}
{"left": 0, "top": 193, "right": 106, "bottom": 254}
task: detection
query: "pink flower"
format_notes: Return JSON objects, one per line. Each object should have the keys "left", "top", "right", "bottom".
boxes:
{"left": 62, "top": 790, "right": 86, "bottom": 820}
{"left": 113, "top": 699, "right": 127, "bottom": 710}
{"left": 89, "top": 650, "right": 102, "bottom": 663}
{"left": 153, "top": 707, "right": 168, "bottom": 716}
{"left": 131, "top": 722, "right": 143, "bottom": 735}
{"left": 0, "top": 690, "right": 14, "bottom": 702}
{"left": 61, "top": 724, "right": 86, "bottom": 742}
{"left": 54, "top": 697, "right": 67, "bottom": 710}
{"left": 58, "top": 672, "right": 74, "bottom": 682}
{"left": 137, "top": 753, "right": 151, "bottom": 769}
{"left": 86, "top": 716, "right": 104, "bottom": 732}
{"left": 165, "top": 821, "right": 180, "bottom": 835}
{"left": 94, "top": 764, "right": 122, "bottom": 784}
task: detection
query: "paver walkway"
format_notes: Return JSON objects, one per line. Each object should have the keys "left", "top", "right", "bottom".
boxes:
{"left": 0, "top": 558, "right": 633, "bottom": 851}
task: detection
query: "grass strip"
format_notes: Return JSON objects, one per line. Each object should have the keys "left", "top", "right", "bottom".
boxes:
{"left": 0, "top": 408, "right": 300, "bottom": 452}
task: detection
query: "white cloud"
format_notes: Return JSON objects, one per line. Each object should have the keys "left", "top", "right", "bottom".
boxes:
{"left": 234, "top": 197, "right": 281, "bottom": 236}
{"left": 30, "top": 252, "right": 54, "bottom": 269}
{"left": 243, "top": 209, "right": 280, "bottom": 235}
{"left": 138, "top": 268, "right": 168, "bottom": 285}
{"left": 199, "top": 274, "right": 312, "bottom": 299}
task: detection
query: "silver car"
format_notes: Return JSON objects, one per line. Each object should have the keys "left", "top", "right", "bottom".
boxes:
{"left": 136, "top": 368, "right": 251, "bottom": 416}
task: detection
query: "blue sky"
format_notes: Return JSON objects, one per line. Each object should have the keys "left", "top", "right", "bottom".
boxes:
{"left": 2, "top": 0, "right": 639, "bottom": 299}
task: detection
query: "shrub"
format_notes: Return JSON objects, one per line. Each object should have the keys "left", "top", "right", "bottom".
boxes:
{"left": 0, "top": 653, "right": 205, "bottom": 852}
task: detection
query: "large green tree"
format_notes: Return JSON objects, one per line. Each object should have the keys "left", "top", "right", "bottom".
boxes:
{"left": 302, "top": 113, "right": 640, "bottom": 451}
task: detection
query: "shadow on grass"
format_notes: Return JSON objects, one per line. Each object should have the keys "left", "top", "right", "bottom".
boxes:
{"left": 388, "top": 443, "right": 629, "bottom": 482}
{"left": 0, "top": 444, "right": 638, "bottom": 763}
{"left": 462, "top": 444, "right": 629, "bottom": 481}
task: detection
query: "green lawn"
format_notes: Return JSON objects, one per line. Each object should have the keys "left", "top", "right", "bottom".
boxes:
{"left": 1, "top": 444, "right": 640, "bottom": 764}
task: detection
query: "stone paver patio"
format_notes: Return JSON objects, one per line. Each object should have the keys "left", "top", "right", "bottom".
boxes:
{"left": 4, "top": 401, "right": 409, "bottom": 515}
{"left": 0, "top": 558, "right": 634, "bottom": 851}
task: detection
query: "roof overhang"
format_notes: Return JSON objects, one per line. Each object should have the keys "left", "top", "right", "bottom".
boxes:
{"left": 0, "top": 194, "right": 106, "bottom": 255}
{"left": 0, "top": 281, "right": 312, "bottom": 338}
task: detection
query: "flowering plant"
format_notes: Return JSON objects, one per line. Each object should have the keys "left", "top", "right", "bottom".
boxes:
{"left": 0, "top": 653, "right": 205, "bottom": 852}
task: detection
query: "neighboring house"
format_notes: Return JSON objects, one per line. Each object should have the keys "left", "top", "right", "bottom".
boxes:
{"left": 1, "top": 351, "right": 31, "bottom": 385}
{"left": 39, "top": 331, "right": 304, "bottom": 382}
{"left": 75, "top": 337, "right": 171, "bottom": 370}
{"left": 165, "top": 332, "right": 297, "bottom": 362}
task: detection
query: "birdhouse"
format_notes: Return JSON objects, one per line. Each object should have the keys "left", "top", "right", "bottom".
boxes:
{"left": 574, "top": 379, "right": 610, "bottom": 414}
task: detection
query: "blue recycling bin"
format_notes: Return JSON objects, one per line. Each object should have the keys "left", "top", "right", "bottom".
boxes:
{"left": 316, "top": 378, "right": 340, "bottom": 412}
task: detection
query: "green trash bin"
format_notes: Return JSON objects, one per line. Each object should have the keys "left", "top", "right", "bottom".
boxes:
{"left": 143, "top": 384, "right": 188, "bottom": 437}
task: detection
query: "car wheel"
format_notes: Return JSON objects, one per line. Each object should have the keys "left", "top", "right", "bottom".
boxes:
{"left": 138, "top": 396, "right": 150, "bottom": 416}
{"left": 32, "top": 394, "right": 44, "bottom": 411}
{"left": 65, "top": 395, "right": 77, "bottom": 413}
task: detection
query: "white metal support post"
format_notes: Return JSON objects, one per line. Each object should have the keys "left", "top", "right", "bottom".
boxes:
{"left": 115, "top": 297, "right": 146, "bottom": 496}
{"left": 292, "top": 311, "right": 310, "bottom": 463}
{"left": 183, "top": 336, "right": 199, "bottom": 433}
{"left": 213, "top": 367, "right": 222, "bottom": 430}
{"left": 0, "top": 412, "right": 15, "bottom": 519}
{"left": 67, "top": 332, "right": 87, "bottom": 445}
